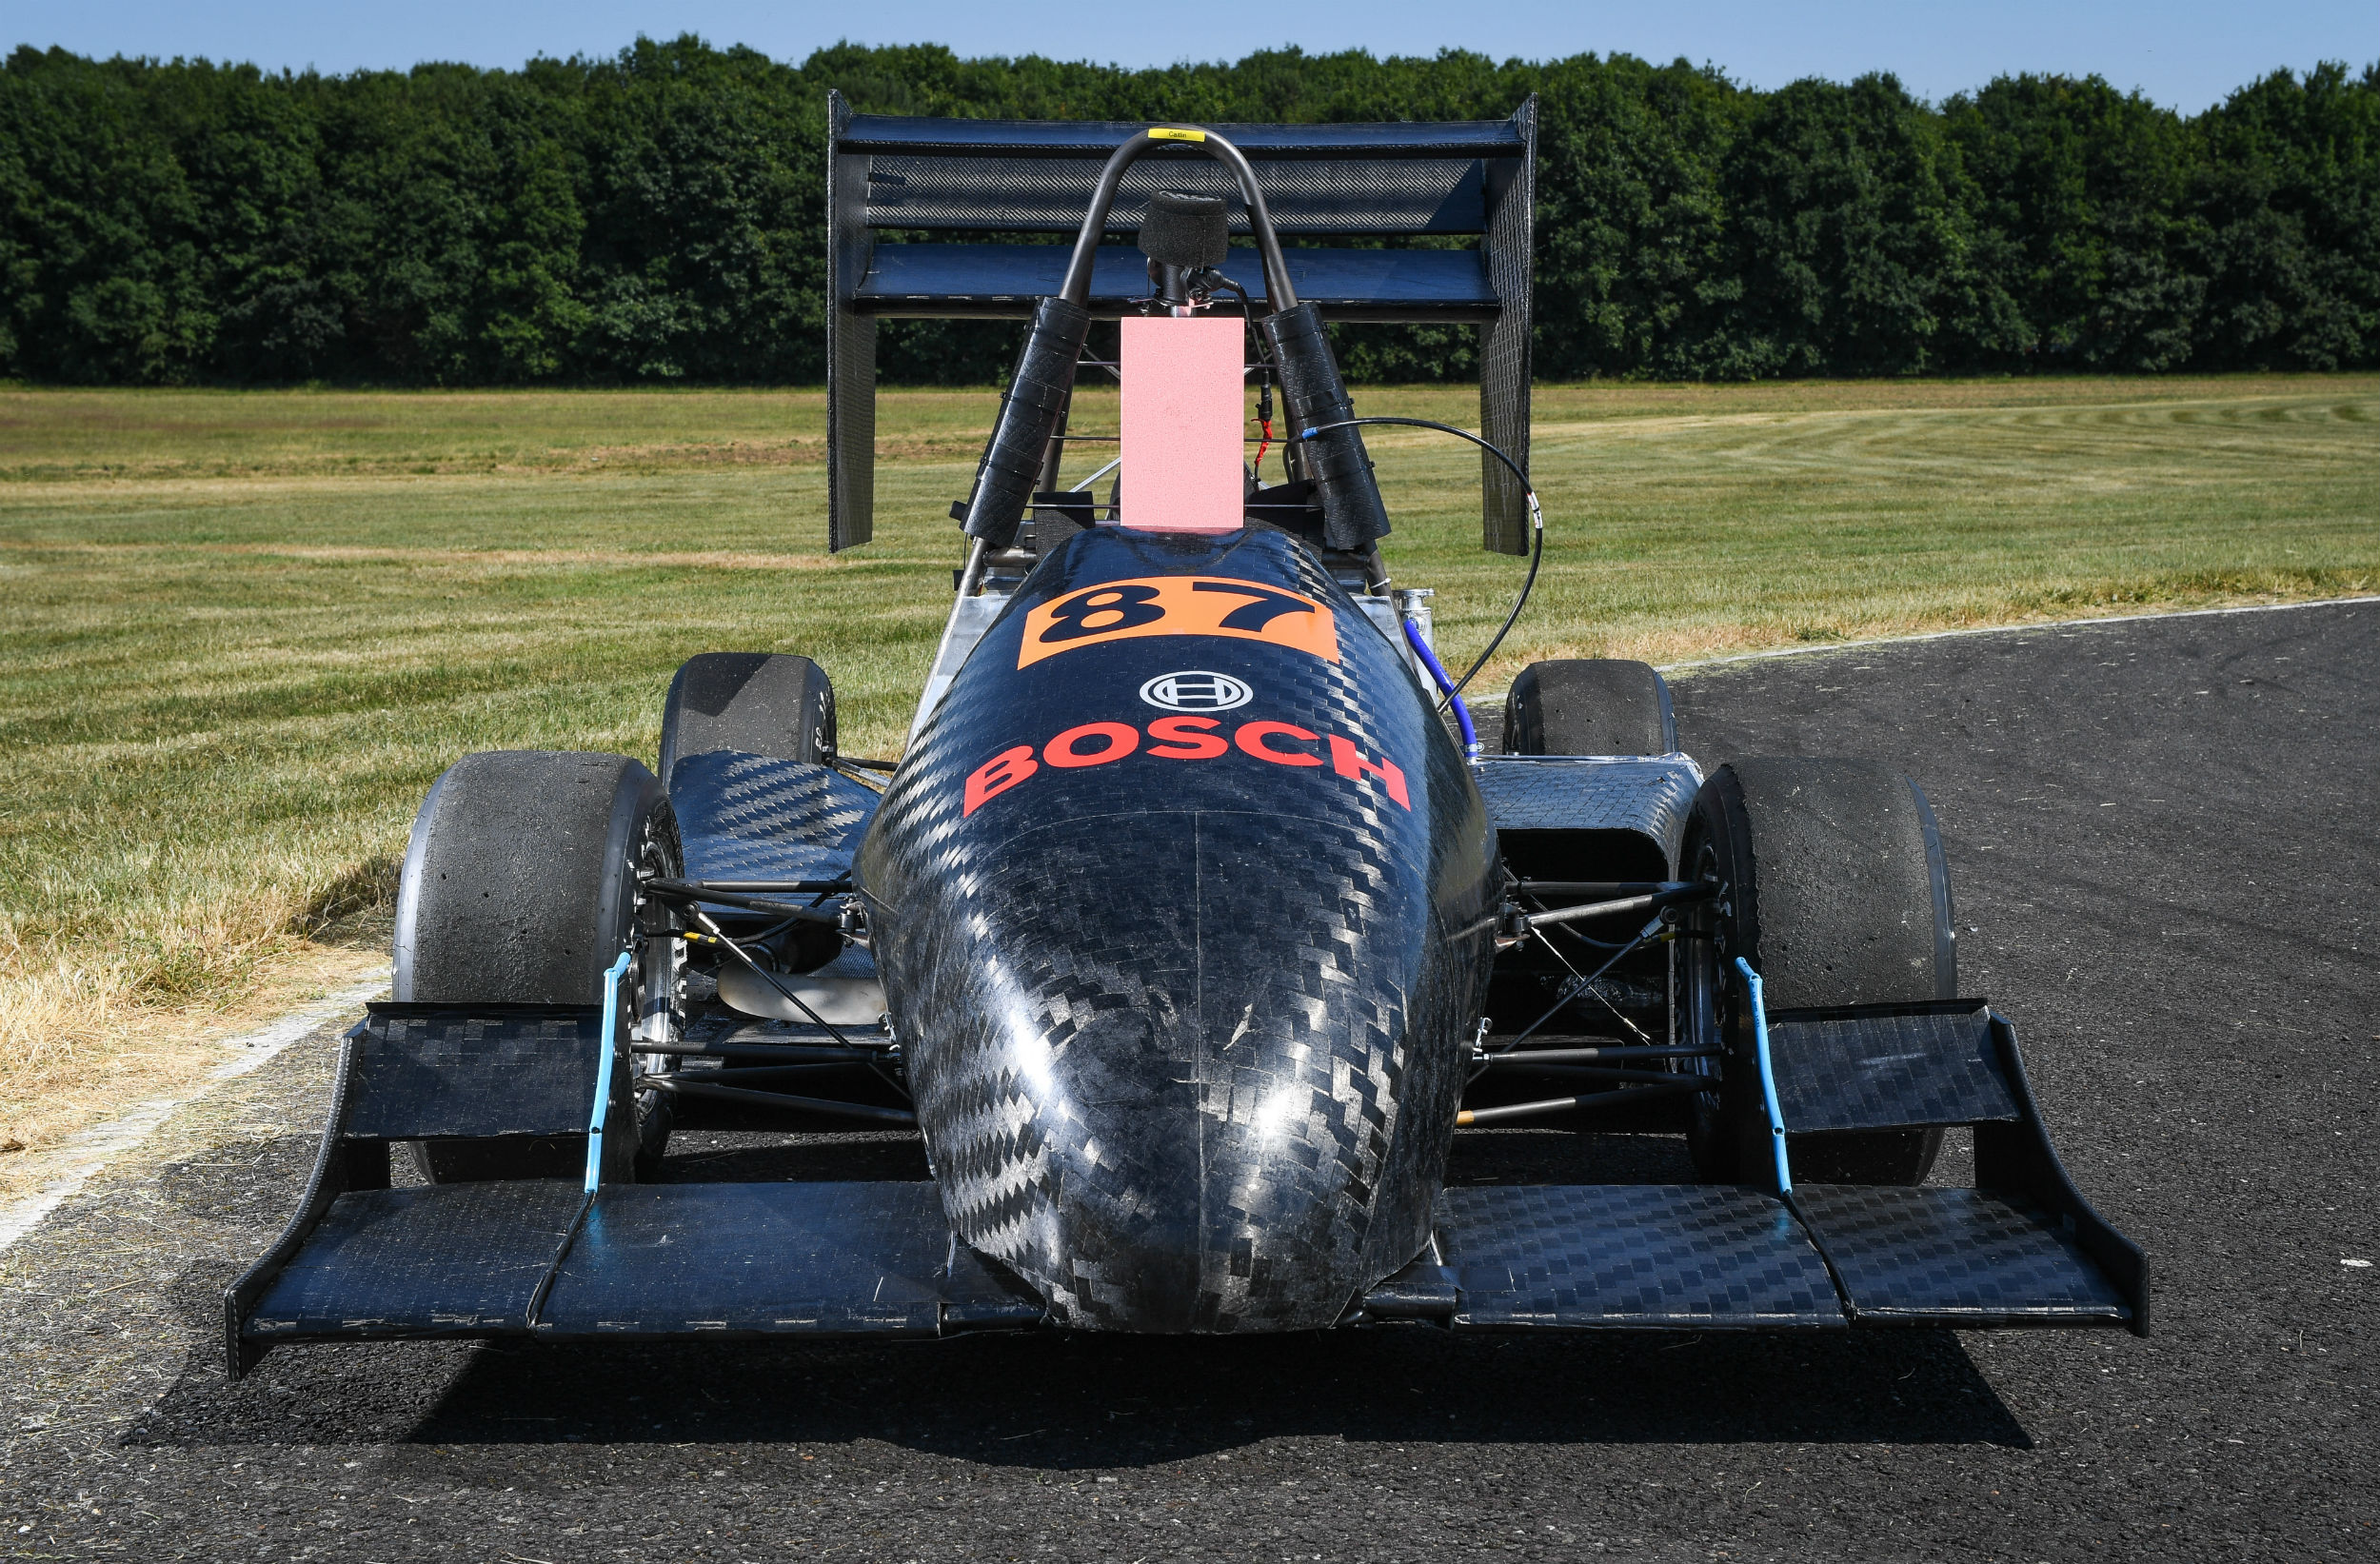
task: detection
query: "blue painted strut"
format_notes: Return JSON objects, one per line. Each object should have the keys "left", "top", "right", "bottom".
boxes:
{"left": 584, "top": 948, "right": 636, "bottom": 1194}
{"left": 1734, "top": 957, "right": 1794, "bottom": 1196}
{"left": 1401, "top": 618, "right": 1481, "bottom": 763}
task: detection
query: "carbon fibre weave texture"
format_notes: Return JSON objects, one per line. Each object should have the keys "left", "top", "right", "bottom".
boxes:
{"left": 1793, "top": 1185, "right": 2132, "bottom": 1324}
{"left": 247, "top": 1183, "right": 585, "bottom": 1338}
{"left": 246, "top": 1182, "right": 1041, "bottom": 1345}
{"left": 537, "top": 1182, "right": 1041, "bottom": 1336}
{"left": 827, "top": 89, "right": 876, "bottom": 551}
{"left": 1478, "top": 95, "right": 1535, "bottom": 553}
{"left": 670, "top": 752, "right": 880, "bottom": 884}
{"left": 1472, "top": 758, "right": 1701, "bottom": 864}
{"left": 859, "top": 527, "right": 1497, "bottom": 1332}
{"left": 1437, "top": 1184, "right": 1845, "bottom": 1329}
{"left": 857, "top": 247, "right": 1497, "bottom": 320}
{"left": 839, "top": 116, "right": 1528, "bottom": 156}
{"left": 1766, "top": 1005, "right": 2022, "bottom": 1133}
{"left": 345, "top": 1007, "right": 599, "bottom": 1140}
{"left": 863, "top": 155, "right": 1487, "bottom": 234}
{"left": 827, "top": 307, "right": 876, "bottom": 550}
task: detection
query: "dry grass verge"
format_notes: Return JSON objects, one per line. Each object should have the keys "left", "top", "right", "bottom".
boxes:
{"left": 0, "top": 938, "right": 385, "bottom": 1201}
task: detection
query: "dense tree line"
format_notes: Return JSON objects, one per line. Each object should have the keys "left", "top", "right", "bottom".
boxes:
{"left": 2, "top": 37, "right": 2373, "bottom": 385}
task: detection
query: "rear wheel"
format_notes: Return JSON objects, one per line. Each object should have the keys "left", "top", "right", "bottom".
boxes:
{"left": 1679, "top": 757, "right": 1955, "bottom": 1185}
{"left": 659, "top": 651, "right": 843, "bottom": 971}
{"left": 1504, "top": 660, "right": 1676, "bottom": 756}
{"left": 659, "top": 652, "right": 836, "bottom": 786}
{"left": 394, "top": 750, "right": 681, "bottom": 1182}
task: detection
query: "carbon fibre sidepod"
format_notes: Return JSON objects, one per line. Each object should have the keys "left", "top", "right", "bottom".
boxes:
{"left": 857, "top": 527, "right": 1497, "bottom": 1332}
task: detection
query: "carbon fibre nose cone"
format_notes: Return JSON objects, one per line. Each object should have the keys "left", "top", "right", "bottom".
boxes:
{"left": 858, "top": 528, "right": 1496, "bottom": 1331}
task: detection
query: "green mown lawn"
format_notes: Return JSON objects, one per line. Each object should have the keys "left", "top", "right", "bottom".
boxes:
{"left": 1, "top": 374, "right": 2372, "bottom": 1157}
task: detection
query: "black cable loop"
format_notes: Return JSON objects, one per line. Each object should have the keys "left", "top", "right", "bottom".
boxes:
{"left": 1295, "top": 415, "right": 1546, "bottom": 703}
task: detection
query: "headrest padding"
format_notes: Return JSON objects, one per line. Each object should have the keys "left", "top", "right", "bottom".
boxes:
{"left": 1138, "top": 189, "right": 1231, "bottom": 269}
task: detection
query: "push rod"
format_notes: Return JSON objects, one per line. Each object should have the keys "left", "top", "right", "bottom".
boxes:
{"left": 641, "top": 1041, "right": 882, "bottom": 1063}
{"left": 642, "top": 879, "right": 843, "bottom": 924}
{"left": 1455, "top": 1080, "right": 1700, "bottom": 1126}
{"left": 679, "top": 906, "right": 856, "bottom": 1052}
{"left": 1478, "top": 1043, "right": 1717, "bottom": 1064}
{"left": 644, "top": 1077, "right": 917, "bottom": 1125}
{"left": 1522, "top": 882, "right": 1716, "bottom": 931}
{"left": 689, "top": 878, "right": 852, "bottom": 894}
{"left": 670, "top": 1061, "right": 876, "bottom": 1084}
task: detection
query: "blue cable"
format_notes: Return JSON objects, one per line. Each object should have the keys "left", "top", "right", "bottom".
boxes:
{"left": 1734, "top": 957, "right": 1794, "bottom": 1196}
{"left": 1402, "top": 618, "right": 1480, "bottom": 763}
{"left": 584, "top": 948, "right": 636, "bottom": 1194}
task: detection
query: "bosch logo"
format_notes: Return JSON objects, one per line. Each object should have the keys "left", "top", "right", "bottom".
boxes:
{"left": 962, "top": 717, "right": 1409, "bottom": 818}
{"left": 1140, "top": 671, "right": 1253, "bottom": 713}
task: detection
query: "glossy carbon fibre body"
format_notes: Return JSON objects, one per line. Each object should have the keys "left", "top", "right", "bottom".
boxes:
{"left": 672, "top": 751, "right": 881, "bottom": 884}
{"left": 856, "top": 526, "right": 1497, "bottom": 1332}
{"left": 1472, "top": 757, "right": 1701, "bottom": 865}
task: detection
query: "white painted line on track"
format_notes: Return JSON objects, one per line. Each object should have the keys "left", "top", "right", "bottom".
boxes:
{"left": 0, "top": 969, "right": 388, "bottom": 1254}
{"left": 1659, "top": 595, "right": 2380, "bottom": 674}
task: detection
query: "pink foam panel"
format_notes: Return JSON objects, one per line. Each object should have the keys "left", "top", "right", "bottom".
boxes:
{"left": 1119, "top": 315, "right": 1245, "bottom": 532}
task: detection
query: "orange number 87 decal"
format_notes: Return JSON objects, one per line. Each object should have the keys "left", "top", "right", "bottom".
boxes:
{"left": 1018, "top": 576, "right": 1339, "bottom": 669}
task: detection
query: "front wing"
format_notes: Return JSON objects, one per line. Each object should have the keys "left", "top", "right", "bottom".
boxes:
{"left": 223, "top": 1005, "right": 2140, "bottom": 1375}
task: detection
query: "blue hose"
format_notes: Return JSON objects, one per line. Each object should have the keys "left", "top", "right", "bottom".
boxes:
{"left": 1402, "top": 618, "right": 1480, "bottom": 763}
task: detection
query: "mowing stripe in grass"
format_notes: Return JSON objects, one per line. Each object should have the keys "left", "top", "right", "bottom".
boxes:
{"left": 1, "top": 376, "right": 2372, "bottom": 1163}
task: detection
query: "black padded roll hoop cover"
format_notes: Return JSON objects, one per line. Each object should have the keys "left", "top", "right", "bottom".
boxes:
{"left": 962, "top": 295, "right": 1092, "bottom": 548}
{"left": 1138, "top": 189, "right": 1230, "bottom": 268}
{"left": 1262, "top": 303, "right": 1390, "bottom": 552}
{"left": 393, "top": 751, "right": 662, "bottom": 1005}
{"left": 659, "top": 653, "right": 835, "bottom": 785}
{"left": 1726, "top": 758, "right": 1951, "bottom": 1009}
{"left": 1503, "top": 660, "right": 1676, "bottom": 756}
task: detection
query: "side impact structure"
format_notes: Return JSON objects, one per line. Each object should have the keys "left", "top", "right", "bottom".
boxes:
{"left": 824, "top": 95, "right": 1537, "bottom": 553}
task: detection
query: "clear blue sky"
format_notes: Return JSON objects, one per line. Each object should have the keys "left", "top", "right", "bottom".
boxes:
{"left": 6, "top": 1, "right": 2374, "bottom": 113}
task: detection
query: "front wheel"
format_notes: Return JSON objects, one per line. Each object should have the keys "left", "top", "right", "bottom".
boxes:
{"left": 393, "top": 750, "right": 682, "bottom": 1181}
{"left": 1676, "top": 757, "right": 1955, "bottom": 1186}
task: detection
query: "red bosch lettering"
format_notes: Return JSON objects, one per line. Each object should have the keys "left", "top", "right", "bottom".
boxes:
{"left": 1146, "top": 716, "right": 1228, "bottom": 760}
{"left": 963, "top": 745, "right": 1039, "bottom": 816}
{"left": 961, "top": 719, "right": 1410, "bottom": 814}
{"left": 1235, "top": 721, "right": 1324, "bottom": 767}
{"left": 1044, "top": 722, "right": 1140, "bottom": 768}
{"left": 1327, "top": 735, "right": 1411, "bottom": 809}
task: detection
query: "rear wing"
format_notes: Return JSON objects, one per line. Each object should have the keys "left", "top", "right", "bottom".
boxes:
{"left": 825, "top": 94, "right": 1537, "bottom": 554}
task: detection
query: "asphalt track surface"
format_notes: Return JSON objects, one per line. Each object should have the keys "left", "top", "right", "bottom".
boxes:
{"left": 2, "top": 601, "right": 2374, "bottom": 1561}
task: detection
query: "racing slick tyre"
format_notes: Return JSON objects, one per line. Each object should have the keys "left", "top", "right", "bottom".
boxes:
{"left": 1503, "top": 660, "right": 1676, "bottom": 756}
{"left": 658, "top": 652, "right": 836, "bottom": 786}
{"left": 393, "top": 750, "right": 682, "bottom": 1182}
{"left": 1679, "top": 757, "right": 1956, "bottom": 1186}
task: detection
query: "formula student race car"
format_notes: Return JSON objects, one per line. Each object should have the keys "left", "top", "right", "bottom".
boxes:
{"left": 225, "top": 107, "right": 2145, "bottom": 1374}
